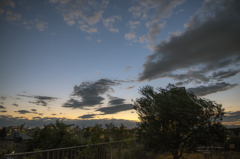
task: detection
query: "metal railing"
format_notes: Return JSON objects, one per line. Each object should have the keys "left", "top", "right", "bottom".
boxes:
{"left": 4, "top": 139, "right": 136, "bottom": 159}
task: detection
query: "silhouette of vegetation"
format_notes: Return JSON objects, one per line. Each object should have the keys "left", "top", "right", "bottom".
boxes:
{"left": 24, "top": 120, "right": 79, "bottom": 151}
{"left": 133, "top": 84, "right": 226, "bottom": 159}
{"left": 0, "top": 127, "right": 7, "bottom": 138}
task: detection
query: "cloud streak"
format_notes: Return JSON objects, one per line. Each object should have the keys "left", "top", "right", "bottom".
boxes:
{"left": 62, "top": 78, "right": 122, "bottom": 109}
{"left": 17, "top": 94, "right": 59, "bottom": 106}
{"left": 188, "top": 82, "right": 238, "bottom": 96}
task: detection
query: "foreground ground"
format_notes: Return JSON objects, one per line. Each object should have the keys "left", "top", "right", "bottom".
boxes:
{"left": 156, "top": 151, "right": 240, "bottom": 159}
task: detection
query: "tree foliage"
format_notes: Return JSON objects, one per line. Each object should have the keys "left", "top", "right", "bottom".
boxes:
{"left": 133, "top": 84, "right": 226, "bottom": 159}
{"left": 0, "top": 127, "right": 7, "bottom": 138}
{"left": 24, "top": 120, "right": 79, "bottom": 151}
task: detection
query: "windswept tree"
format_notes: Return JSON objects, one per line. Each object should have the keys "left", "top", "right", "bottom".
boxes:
{"left": 133, "top": 84, "right": 226, "bottom": 159}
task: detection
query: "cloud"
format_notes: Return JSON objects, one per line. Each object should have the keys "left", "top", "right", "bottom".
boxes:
{"left": 62, "top": 78, "right": 121, "bottom": 109}
{"left": 0, "top": 110, "right": 7, "bottom": 113}
{"left": 0, "top": 115, "right": 137, "bottom": 128}
{"left": 96, "top": 96, "right": 133, "bottom": 115}
{"left": 211, "top": 69, "right": 240, "bottom": 81}
{"left": 129, "top": 20, "right": 140, "bottom": 29}
{"left": 128, "top": 6, "right": 142, "bottom": 18}
{"left": 22, "top": 19, "right": 48, "bottom": 31}
{"left": 78, "top": 114, "right": 96, "bottom": 119}
{"left": 223, "top": 111, "right": 240, "bottom": 123}
{"left": 14, "top": 110, "right": 31, "bottom": 114}
{"left": 139, "top": 35, "right": 148, "bottom": 43}
{"left": 5, "top": 10, "right": 21, "bottom": 22}
{"left": 31, "top": 109, "right": 37, "bottom": 112}
{"left": 124, "top": 66, "right": 132, "bottom": 72}
{"left": 12, "top": 103, "right": 18, "bottom": 107}
{"left": 97, "top": 39, "right": 101, "bottom": 42}
{"left": 52, "top": 114, "right": 56, "bottom": 115}
{"left": 102, "top": 15, "right": 121, "bottom": 28}
{"left": 125, "top": 32, "right": 135, "bottom": 40}
{"left": 35, "top": 18, "right": 48, "bottom": 31}
{"left": 139, "top": 0, "right": 240, "bottom": 83}
{"left": 2, "top": 0, "right": 15, "bottom": 8}
{"left": 108, "top": 96, "right": 125, "bottom": 106}
{"left": 1, "top": 96, "right": 6, "bottom": 100}
{"left": 126, "top": 86, "right": 135, "bottom": 89}
{"left": 97, "top": 104, "right": 133, "bottom": 115}
{"left": 188, "top": 82, "right": 238, "bottom": 96}
{"left": 109, "top": 28, "right": 119, "bottom": 33}
{"left": 148, "top": 22, "right": 165, "bottom": 42}
{"left": 17, "top": 94, "right": 59, "bottom": 106}
{"left": 0, "top": 105, "right": 6, "bottom": 109}
{"left": 50, "top": 0, "right": 108, "bottom": 31}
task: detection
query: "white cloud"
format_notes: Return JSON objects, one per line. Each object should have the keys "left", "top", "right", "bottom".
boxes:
{"left": 97, "top": 39, "right": 101, "bottom": 42}
{"left": 129, "top": 20, "right": 140, "bottom": 29}
{"left": 79, "top": 24, "right": 88, "bottom": 31}
{"left": 125, "top": 32, "right": 136, "bottom": 40}
{"left": 86, "top": 36, "right": 91, "bottom": 41}
{"left": 5, "top": 10, "right": 22, "bottom": 22}
{"left": 139, "top": 35, "right": 149, "bottom": 43}
{"left": 83, "top": 10, "right": 103, "bottom": 25}
{"left": 102, "top": 15, "right": 121, "bottom": 28}
{"left": 109, "top": 28, "right": 119, "bottom": 33}
{"left": 128, "top": 6, "right": 142, "bottom": 18}
{"left": 35, "top": 19, "right": 48, "bottom": 31}
{"left": 86, "top": 28, "right": 97, "bottom": 34}
{"left": 66, "top": 20, "right": 76, "bottom": 26}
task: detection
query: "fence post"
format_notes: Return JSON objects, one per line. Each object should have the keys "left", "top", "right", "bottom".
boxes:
{"left": 133, "top": 140, "right": 136, "bottom": 159}
{"left": 47, "top": 151, "right": 50, "bottom": 159}
{"left": 118, "top": 142, "right": 121, "bottom": 159}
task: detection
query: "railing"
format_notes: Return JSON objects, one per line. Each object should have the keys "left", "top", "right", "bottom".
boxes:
{"left": 4, "top": 139, "right": 136, "bottom": 159}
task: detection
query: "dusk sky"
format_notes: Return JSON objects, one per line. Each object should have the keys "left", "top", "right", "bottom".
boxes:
{"left": 0, "top": 0, "right": 240, "bottom": 128}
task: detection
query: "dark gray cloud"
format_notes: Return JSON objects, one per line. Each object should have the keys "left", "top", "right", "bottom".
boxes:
{"left": 14, "top": 110, "right": 31, "bottom": 114}
{"left": 78, "top": 114, "right": 96, "bottom": 119}
{"left": 0, "top": 110, "right": 7, "bottom": 113}
{"left": 17, "top": 94, "right": 59, "bottom": 106}
{"left": 62, "top": 78, "right": 124, "bottom": 109}
{"left": 126, "top": 86, "right": 135, "bottom": 89}
{"left": 62, "top": 97, "right": 104, "bottom": 109}
{"left": 14, "top": 109, "right": 42, "bottom": 115}
{"left": 96, "top": 96, "right": 133, "bottom": 114}
{"left": 97, "top": 104, "right": 133, "bottom": 114}
{"left": 52, "top": 114, "right": 56, "bottom": 115}
{"left": 108, "top": 96, "right": 125, "bottom": 106}
{"left": 139, "top": 0, "right": 240, "bottom": 85}
{"left": 12, "top": 103, "right": 18, "bottom": 107}
{"left": 0, "top": 105, "right": 6, "bottom": 109}
{"left": 1, "top": 96, "right": 6, "bottom": 100}
{"left": 0, "top": 115, "right": 137, "bottom": 128}
{"left": 29, "top": 100, "right": 48, "bottom": 106}
{"left": 223, "top": 111, "right": 240, "bottom": 123}
{"left": 188, "top": 82, "right": 238, "bottom": 96}
{"left": 211, "top": 69, "right": 240, "bottom": 80}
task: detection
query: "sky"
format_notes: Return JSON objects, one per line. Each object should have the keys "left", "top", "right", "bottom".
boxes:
{"left": 0, "top": 0, "right": 240, "bottom": 128}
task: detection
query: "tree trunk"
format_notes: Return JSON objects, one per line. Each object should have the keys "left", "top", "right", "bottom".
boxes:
{"left": 172, "top": 151, "right": 181, "bottom": 159}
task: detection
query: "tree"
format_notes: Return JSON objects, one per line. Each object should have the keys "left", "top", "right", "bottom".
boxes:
{"left": 133, "top": 84, "right": 226, "bottom": 159}
{"left": 0, "top": 127, "right": 7, "bottom": 138}
{"left": 24, "top": 120, "right": 79, "bottom": 151}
